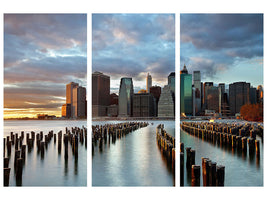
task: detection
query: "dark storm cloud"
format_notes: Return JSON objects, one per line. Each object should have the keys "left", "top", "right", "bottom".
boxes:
{"left": 92, "top": 14, "right": 175, "bottom": 88}
{"left": 4, "top": 14, "right": 87, "bottom": 114}
{"left": 181, "top": 14, "right": 263, "bottom": 79}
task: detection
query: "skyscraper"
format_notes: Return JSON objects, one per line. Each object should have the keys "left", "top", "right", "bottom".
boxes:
{"left": 118, "top": 78, "right": 134, "bottom": 117}
{"left": 206, "top": 86, "right": 221, "bottom": 113}
{"left": 150, "top": 86, "right": 161, "bottom": 116}
{"left": 133, "top": 93, "right": 155, "bottom": 117}
{"left": 146, "top": 73, "right": 152, "bottom": 93}
{"left": 158, "top": 85, "right": 175, "bottom": 117}
{"left": 92, "top": 71, "right": 110, "bottom": 117}
{"left": 229, "top": 82, "right": 250, "bottom": 115}
{"left": 180, "top": 65, "right": 192, "bottom": 115}
{"left": 168, "top": 72, "right": 175, "bottom": 94}
{"left": 63, "top": 82, "right": 86, "bottom": 118}
{"left": 66, "top": 82, "right": 78, "bottom": 117}
{"left": 193, "top": 71, "right": 201, "bottom": 114}
{"left": 203, "top": 82, "right": 214, "bottom": 111}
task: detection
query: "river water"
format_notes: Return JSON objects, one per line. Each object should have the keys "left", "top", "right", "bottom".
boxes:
{"left": 180, "top": 120, "right": 263, "bottom": 186}
{"left": 92, "top": 120, "right": 175, "bottom": 186}
{"left": 3, "top": 120, "right": 87, "bottom": 186}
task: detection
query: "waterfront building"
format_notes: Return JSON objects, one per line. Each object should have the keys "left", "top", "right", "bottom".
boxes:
{"left": 146, "top": 73, "right": 152, "bottom": 93}
{"left": 92, "top": 71, "right": 110, "bottom": 117}
{"left": 193, "top": 71, "right": 201, "bottom": 114}
{"left": 107, "top": 104, "right": 118, "bottom": 117}
{"left": 168, "top": 72, "right": 175, "bottom": 94}
{"left": 192, "top": 87, "right": 196, "bottom": 116}
{"left": 61, "top": 104, "right": 71, "bottom": 118}
{"left": 203, "top": 82, "right": 214, "bottom": 111}
{"left": 180, "top": 65, "right": 192, "bottom": 115}
{"left": 249, "top": 87, "right": 257, "bottom": 104}
{"left": 150, "top": 86, "right": 161, "bottom": 116}
{"left": 110, "top": 93, "right": 118, "bottom": 105}
{"left": 206, "top": 86, "right": 221, "bottom": 114}
{"left": 221, "top": 93, "right": 231, "bottom": 116}
{"left": 73, "top": 86, "right": 86, "bottom": 118}
{"left": 229, "top": 82, "right": 250, "bottom": 115}
{"left": 118, "top": 77, "right": 134, "bottom": 117}
{"left": 66, "top": 82, "right": 78, "bottom": 118}
{"left": 158, "top": 85, "right": 175, "bottom": 117}
{"left": 256, "top": 85, "right": 263, "bottom": 103}
{"left": 63, "top": 82, "right": 86, "bottom": 118}
{"left": 133, "top": 93, "right": 155, "bottom": 117}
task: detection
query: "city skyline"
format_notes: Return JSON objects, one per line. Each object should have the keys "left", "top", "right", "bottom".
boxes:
{"left": 92, "top": 14, "right": 175, "bottom": 94}
{"left": 4, "top": 14, "right": 87, "bottom": 118}
{"left": 181, "top": 14, "right": 263, "bottom": 88}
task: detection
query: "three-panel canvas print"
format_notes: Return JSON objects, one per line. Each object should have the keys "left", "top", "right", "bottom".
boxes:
{"left": 2, "top": 13, "right": 263, "bottom": 187}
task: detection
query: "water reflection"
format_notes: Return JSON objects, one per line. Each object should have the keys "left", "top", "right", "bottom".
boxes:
{"left": 181, "top": 128, "right": 263, "bottom": 186}
{"left": 4, "top": 120, "right": 87, "bottom": 186}
{"left": 92, "top": 120, "right": 175, "bottom": 186}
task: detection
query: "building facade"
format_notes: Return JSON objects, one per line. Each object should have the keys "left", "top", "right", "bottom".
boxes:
{"left": 158, "top": 85, "right": 175, "bottom": 117}
{"left": 63, "top": 82, "right": 86, "bottom": 119}
{"left": 146, "top": 73, "right": 152, "bottom": 93}
{"left": 118, "top": 77, "right": 134, "bottom": 117}
{"left": 92, "top": 71, "right": 110, "bottom": 117}
{"left": 133, "top": 93, "right": 155, "bottom": 117}
{"left": 180, "top": 65, "right": 192, "bottom": 115}
{"left": 229, "top": 82, "right": 250, "bottom": 115}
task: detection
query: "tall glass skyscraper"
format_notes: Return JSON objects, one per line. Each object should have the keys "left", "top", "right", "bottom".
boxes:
{"left": 118, "top": 78, "right": 134, "bottom": 117}
{"left": 180, "top": 65, "right": 192, "bottom": 115}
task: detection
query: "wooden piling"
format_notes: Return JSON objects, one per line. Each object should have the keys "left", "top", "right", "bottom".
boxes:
{"left": 4, "top": 168, "right": 11, "bottom": 186}
{"left": 180, "top": 152, "right": 184, "bottom": 186}
{"left": 216, "top": 165, "right": 225, "bottom": 186}
{"left": 191, "top": 165, "right": 201, "bottom": 186}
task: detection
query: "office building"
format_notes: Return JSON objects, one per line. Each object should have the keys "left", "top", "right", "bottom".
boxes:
{"left": 118, "top": 77, "right": 134, "bottom": 117}
{"left": 193, "top": 71, "right": 201, "bottom": 114}
{"left": 61, "top": 104, "right": 71, "bottom": 118}
{"left": 180, "top": 65, "right": 192, "bottom": 115}
{"left": 206, "top": 86, "right": 221, "bottom": 113}
{"left": 229, "top": 82, "right": 250, "bottom": 115}
{"left": 63, "top": 82, "right": 86, "bottom": 118}
{"left": 150, "top": 86, "right": 161, "bottom": 116}
{"left": 146, "top": 73, "right": 152, "bottom": 93}
{"left": 92, "top": 71, "right": 110, "bottom": 117}
{"left": 73, "top": 86, "right": 86, "bottom": 118}
{"left": 168, "top": 72, "right": 175, "bottom": 94}
{"left": 133, "top": 93, "right": 155, "bottom": 117}
{"left": 158, "top": 85, "right": 175, "bottom": 117}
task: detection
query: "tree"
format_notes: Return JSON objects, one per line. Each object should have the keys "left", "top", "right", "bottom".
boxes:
{"left": 240, "top": 103, "right": 263, "bottom": 122}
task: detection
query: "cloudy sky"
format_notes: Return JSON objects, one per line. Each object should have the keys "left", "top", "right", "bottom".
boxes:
{"left": 92, "top": 14, "right": 175, "bottom": 94}
{"left": 180, "top": 14, "right": 263, "bottom": 88}
{"left": 4, "top": 14, "right": 87, "bottom": 118}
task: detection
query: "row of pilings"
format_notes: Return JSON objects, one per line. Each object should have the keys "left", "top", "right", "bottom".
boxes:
{"left": 180, "top": 122, "right": 262, "bottom": 157}
{"left": 180, "top": 143, "right": 225, "bottom": 186}
{"left": 156, "top": 124, "right": 175, "bottom": 170}
{"left": 92, "top": 122, "right": 149, "bottom": 154}
{"left": 3, "top": 126, "right": 87, "bottom": 186}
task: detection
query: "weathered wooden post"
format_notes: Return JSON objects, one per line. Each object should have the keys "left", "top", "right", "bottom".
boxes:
{"left": 16, "top": 158, "right": 23, "bottom": 180}
{"left": 180, "top": 152, "right": 184, "bottom": 186}
{"left": 186, "top": 147, "right": 191, "bottom": 170}
{"left": 216, "top": 165, "right": 225, "bottom": 186}
{"left": 4, "top": 168, "right": 11, "bottom": 186}
{"left": 4, "top": 157, "right": 9, "bottom": 168}
{"left": 191, "top": 165, "right": 201, "bottom": 186}
{"left": 21, "top": 145, "right": 26, "bottom": 161}
{"left": 255, "top": 140, "right": 260, "bottom": 156}
{"left": 209, "top": 161, "right": 217, "bottom": 186}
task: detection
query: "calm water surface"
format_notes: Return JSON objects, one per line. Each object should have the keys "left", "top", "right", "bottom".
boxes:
{"left": 92, "top": 120, "right": 175, "bottom": 186}
{"left": 4, "top": 120, "right": 87, "bottom": 186}
{"left": 181, "top": 120, "right": 263, "bottom": 186}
